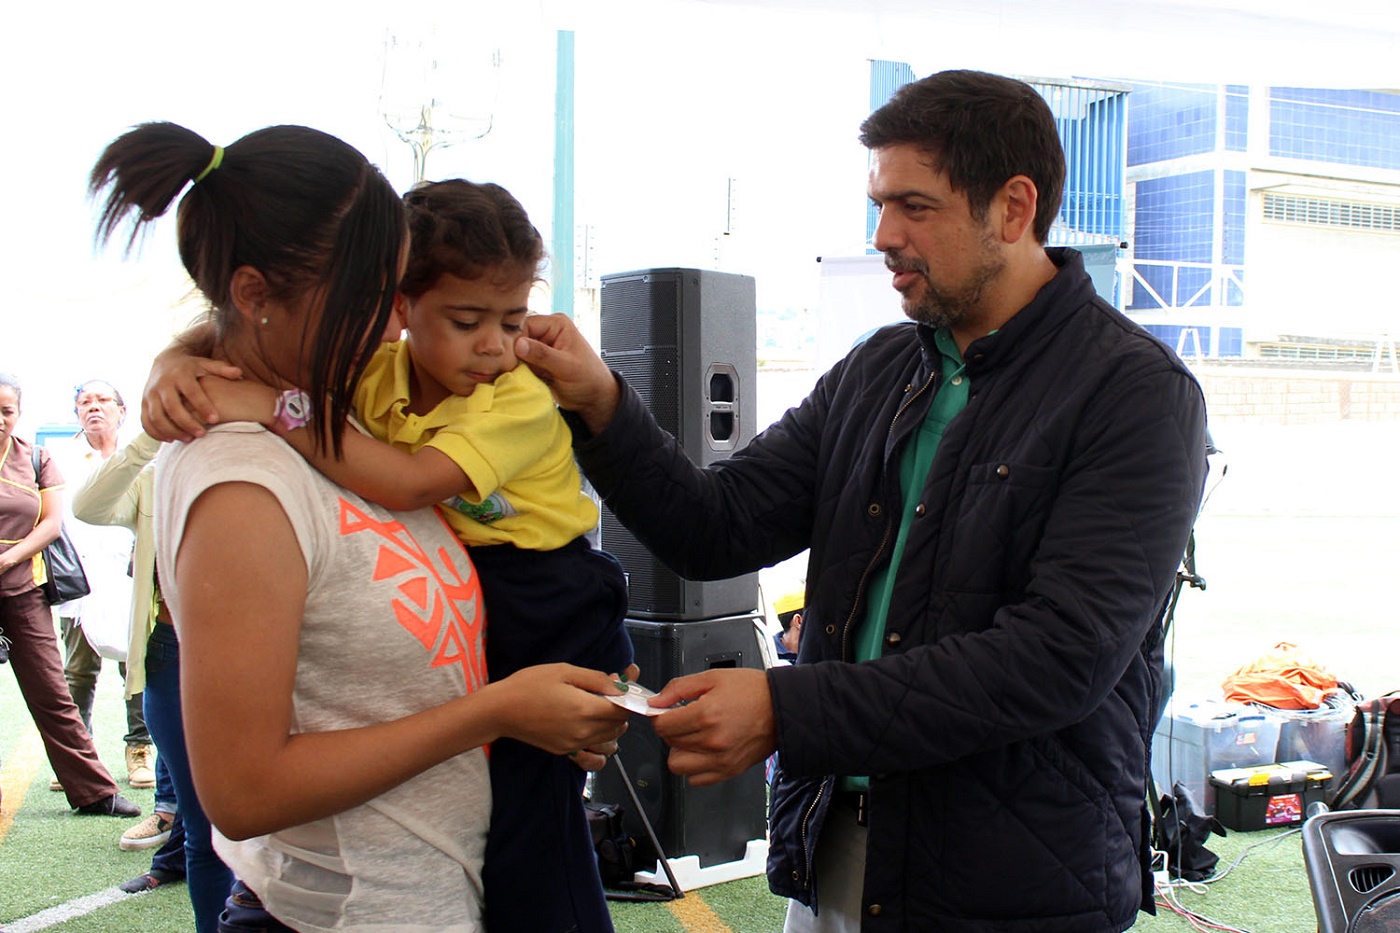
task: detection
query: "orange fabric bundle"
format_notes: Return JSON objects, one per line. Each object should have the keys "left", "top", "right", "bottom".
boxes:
{"left": 1221, "top": 641, "right": 1339, "bottom": 710}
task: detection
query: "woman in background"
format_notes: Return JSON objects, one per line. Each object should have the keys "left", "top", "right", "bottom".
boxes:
{"left": 0, "top": 371, "right": 140, "bottom": 819}
{"left": 51, "top": 379, "right": 153, "bottom": 792}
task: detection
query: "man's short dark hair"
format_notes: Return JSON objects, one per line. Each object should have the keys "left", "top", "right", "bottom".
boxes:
{"left": 859, "top": 70, "right": 1066, "bottom": 243}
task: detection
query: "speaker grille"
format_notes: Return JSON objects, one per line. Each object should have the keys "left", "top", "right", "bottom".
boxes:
{"left": 601, "top": 514, "right": 682, "bottom": 609}
{"left": 609, "top": 352, "right": 680, "bottom": 439}
{"left": 600, "top": 275, "right": 679, "bottom": 355}
{"left": 601, "top": 275, "right": 682, "bottom": 437}
{"left": 1352, "top": 890, "right": 1400, "bottom": 932}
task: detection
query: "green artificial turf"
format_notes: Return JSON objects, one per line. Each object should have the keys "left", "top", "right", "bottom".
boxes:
{"left": 1, "top": 658, "right": 194, "bottom": 931}
{"left": 1133, "top": 828, "right": 1316, "bottom": 931}
{"left": 0, "top": 629, "right": 1331, "bottom": 933}
{"left": 694, "top": 874, "right": 789, "bottom": 932}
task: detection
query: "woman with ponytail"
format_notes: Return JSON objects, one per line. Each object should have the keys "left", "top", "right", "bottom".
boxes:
{"left": 90, "top": 123, "right": 630, "bottom": 932}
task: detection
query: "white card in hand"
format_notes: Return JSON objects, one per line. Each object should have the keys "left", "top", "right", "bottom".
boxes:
{"left": 604, "top": 681, "right": 668, "bottom": 717}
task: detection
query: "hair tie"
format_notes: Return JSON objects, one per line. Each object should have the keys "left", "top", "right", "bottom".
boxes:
{"left": 194, "top": 145, "right": 224, "bottom": 183}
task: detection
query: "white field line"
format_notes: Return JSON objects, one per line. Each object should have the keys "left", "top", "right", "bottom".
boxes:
{"left": 6, "top": 886, "right": 134, "bottom": 932}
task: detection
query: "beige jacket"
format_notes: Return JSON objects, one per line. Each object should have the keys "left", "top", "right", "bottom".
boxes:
{"left": 71, "top": 432, "right": 160, "bottom": 698}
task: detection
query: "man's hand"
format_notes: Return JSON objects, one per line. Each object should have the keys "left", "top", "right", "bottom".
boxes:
{"left": 514, "top": 314, "right": 620, "bottom": 436}
{"left": 650, "top": 668, "right": 777, "bottom": 787}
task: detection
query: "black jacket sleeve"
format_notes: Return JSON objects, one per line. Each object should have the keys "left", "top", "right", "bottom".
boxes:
{"left": 570, "top": 371, "right": 829, "bottom": 580}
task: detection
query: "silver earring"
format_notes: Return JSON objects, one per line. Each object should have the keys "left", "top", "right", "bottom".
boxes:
{"left": 260, "top": 316, "right": 269, "bottom": 326}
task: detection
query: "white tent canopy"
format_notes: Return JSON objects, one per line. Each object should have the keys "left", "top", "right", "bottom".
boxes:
{"left": 544, "top": 0, "right": 1400, "bottom": 88}
{"left": 4, "top": 0, "right": 1397, "bottom": 429}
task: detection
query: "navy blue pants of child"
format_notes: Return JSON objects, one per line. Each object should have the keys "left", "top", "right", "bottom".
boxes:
{"left": 473, "top": 538, "right": 633, "bottom": 933}
{"left": 217, "top": 880, "right": 298, "bottom": 933}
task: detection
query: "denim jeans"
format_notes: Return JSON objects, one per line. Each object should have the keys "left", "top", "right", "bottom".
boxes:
{"left": 154, "top": 747, "right": 177, "bottom": 814}
{"left": 144, "top": 622, "right": 234, "bottom": 933}
{"left": 149, "top": 753, "right": 187, "bottom": 879}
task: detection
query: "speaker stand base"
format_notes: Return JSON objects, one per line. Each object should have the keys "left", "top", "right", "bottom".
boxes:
{"left": 632, "top": 837, "right": 769, "bottom": 891}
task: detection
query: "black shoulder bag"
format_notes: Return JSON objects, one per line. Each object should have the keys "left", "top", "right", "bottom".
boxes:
{"left": 29, "top": 447, "right": 91, "bottom": 605}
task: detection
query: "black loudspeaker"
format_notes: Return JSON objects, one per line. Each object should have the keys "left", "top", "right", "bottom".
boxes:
{"left": 599, "top": 268, "right": 760, "bottom": 621}
{"left": 592, "top": 615, "right": 768, "bottom": 868}
{"left": 1303, "top": 809, "right": 1400, "bottom": 932}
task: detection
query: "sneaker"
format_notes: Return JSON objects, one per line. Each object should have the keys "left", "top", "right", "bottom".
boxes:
{"left": 125, "top": 744, "right": 156, "bottom": 789}
{"left": 119, "top": 811, "right": 174, "bottom": 851}
{"left": 119, "top": 868, "right": 185, "bottom": 894}
{"left": 75, "top": 794, "right": 141, "bottom": 817}
{"left": 49, "top": 778, "right": 63, "bottom": 792}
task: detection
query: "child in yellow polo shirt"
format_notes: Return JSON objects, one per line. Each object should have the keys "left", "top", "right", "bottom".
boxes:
{"left": 173, "top": 180, "right": 631, "bottom": 933}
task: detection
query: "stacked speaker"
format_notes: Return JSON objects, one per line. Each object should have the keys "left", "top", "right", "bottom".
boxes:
{"left": 590, "top": 268, "right": 768, "bottom": 869}
{"left": 595, "top": 267, "right": 759, "bottom": 621}
{"left": 1302, "top": 809, "right": 1400, "bottom": 932}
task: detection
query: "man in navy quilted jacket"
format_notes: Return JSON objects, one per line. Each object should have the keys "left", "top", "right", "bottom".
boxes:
{"left": 517, "top": 69, "right": 1208, "bottom": 933}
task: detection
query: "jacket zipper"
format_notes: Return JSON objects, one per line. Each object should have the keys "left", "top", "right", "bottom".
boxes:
{"left": 797, "top": 776, "right": 832, "bottom": 890}
{"left": 839, "top": 369, "right": 936, "bottom": 660}
{"left": 800, "top": 367, "right": 937, "bottom": 893}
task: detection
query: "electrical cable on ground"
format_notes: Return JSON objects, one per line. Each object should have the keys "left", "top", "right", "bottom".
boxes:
{"left": 1151, "top": 827, "right": 1300, "bottom": 932}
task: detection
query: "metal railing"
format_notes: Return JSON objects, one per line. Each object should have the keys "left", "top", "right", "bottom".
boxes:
{"left": 1129, "top": 259, "right": 1245, "bottom": 309}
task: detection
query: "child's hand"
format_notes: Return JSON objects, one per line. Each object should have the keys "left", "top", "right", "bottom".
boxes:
{"left": 201, "top": 378, "right": 279, "bottom": 427}
{"left": 567, "top": 742, "right": 618, "bottom": 772}
{"left": 142, "top": 348, "right": 242, "bottom": 442}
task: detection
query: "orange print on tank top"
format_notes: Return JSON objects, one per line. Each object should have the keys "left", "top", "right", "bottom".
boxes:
{"left": 339, "top": 498, "right": 488, "bottom": 691}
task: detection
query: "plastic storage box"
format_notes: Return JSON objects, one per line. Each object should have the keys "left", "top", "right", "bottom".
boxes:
{"left": 1209, "top": 760, "right": 1333, "bottom": 831}
{"left": 1259, "top": 704, "right": 1354, "bottom": 781}
{"left": 1152, "top": 699, "right": 1282, "bottom": 813}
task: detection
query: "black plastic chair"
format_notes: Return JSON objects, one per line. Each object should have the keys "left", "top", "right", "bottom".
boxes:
{"left": 1302, "top": 809, "right": 1400, "bottom": 931}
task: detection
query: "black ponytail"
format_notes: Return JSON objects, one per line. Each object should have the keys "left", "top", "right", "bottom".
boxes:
{"left": 89, "top": 122, "right": 404, "bottom": 457}
{"left": 89, "top": 122, "right": 214, "bottom": 252}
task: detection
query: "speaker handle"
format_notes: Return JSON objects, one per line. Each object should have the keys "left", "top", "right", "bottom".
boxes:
{"left": 705, "top": 362, "right": 741, "bottom": 450}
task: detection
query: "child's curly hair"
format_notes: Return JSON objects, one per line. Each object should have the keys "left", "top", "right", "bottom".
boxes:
{"left": 400, "top": 179, "right": 546, "bottom": 297}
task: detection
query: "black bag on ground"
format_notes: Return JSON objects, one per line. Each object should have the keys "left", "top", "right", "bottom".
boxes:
{"left": 586, "top": 801, "right": 636, "bottom": 887}
{"left": 1155, "top": 781, "right": 1226, "bottom": 882}
{"left": 29, "top": 448, "right": 90, "bottom": 605}
{"left": 585, "top": 800, "right": 679, "bottom": 902}
{"left": 1330, "top": 691, "right": 1400, "bottom": 811}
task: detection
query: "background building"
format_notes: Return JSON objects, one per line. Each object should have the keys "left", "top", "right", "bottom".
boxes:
{"left": 1125, "top": 83, "right": 1400, "bottom": 365}
{"left": 863, "top": 66, "right": 1400, "bottom": 367}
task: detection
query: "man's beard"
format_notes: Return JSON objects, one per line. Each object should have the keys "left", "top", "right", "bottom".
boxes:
{"left": 889, "top": 238, "right": 1004, "bottom": 330}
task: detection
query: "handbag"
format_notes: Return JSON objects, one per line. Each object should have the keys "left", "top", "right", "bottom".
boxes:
{"left": 70, "top": 542, "right": 132, "bottom": 661}
{"left": 29, "top": 447, "right": 92, "bottom": 605}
